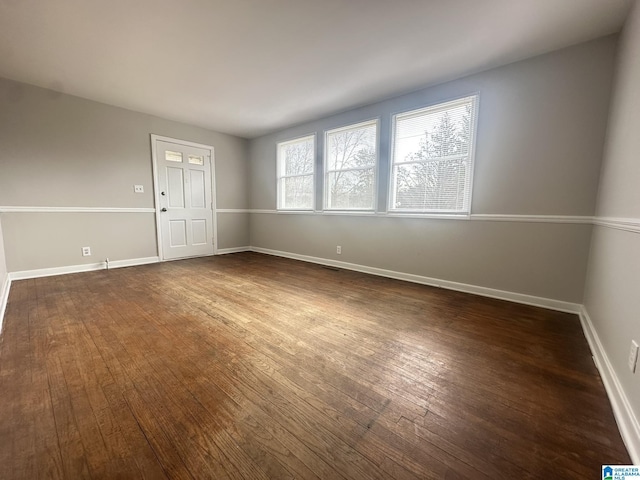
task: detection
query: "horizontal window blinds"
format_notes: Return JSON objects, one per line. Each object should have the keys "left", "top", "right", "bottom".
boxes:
{"left": 391, "top": 96, "right": 478, "bottom": 213}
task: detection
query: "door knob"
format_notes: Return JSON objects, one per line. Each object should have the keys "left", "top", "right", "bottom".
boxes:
{"left": 161, "top": 208, "right": 167, "bottom": 212}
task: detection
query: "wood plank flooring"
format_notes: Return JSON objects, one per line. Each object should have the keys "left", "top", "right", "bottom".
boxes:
{"left": 0, "top": 252, "right": 630, "bottom": 479}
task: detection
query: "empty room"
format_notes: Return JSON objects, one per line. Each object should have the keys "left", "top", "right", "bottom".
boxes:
{"left": 1, "top": 0, "right": 639, "bottom": 478}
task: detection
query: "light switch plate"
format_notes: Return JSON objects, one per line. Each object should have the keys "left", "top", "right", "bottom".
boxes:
{"left": 134, "top": 185, "right": 144, "bottom": 193}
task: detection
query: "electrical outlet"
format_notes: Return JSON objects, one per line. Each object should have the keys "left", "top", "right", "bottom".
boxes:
{"left": 629, "top": 340, "right": 639, "bottom": 373}
{"left": 134, "top": 185, "right": 144, "bottom": 193}
{"left": 82, "top": 246, "right": 91, "bottom": 257}
{"left": 336, "top": 246, "right": 341, "bottom": 254}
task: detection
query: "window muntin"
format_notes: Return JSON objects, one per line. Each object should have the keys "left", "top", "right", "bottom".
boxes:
{"left": 390, "top": 96, "right": 478, "bottom": 214}
{"left": 324, "top": 120, "right": 377, "bottom": 210}
{"left": 277, "top": 135, "right": 315, "bottom": 210}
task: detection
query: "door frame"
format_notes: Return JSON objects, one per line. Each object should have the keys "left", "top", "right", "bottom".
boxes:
{"left": 150, "top": 134, "right": 218, "bottom": 261}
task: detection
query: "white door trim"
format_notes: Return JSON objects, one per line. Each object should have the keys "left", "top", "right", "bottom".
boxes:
{"left": 150, "top": 134, "right": 218, "bottom": 260}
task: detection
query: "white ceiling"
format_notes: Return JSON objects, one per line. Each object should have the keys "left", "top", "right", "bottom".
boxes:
{"left": 0, "top": 0, "right": 632, "bottom": 138}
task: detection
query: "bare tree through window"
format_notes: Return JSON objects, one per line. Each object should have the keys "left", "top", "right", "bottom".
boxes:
{"left": 325, "top": 121, "right": 377, "bottom": 210}
{"left": 277, "top": 135, "right": 315, "bottom": 209}
{"left": 392, "top": 97, "right": 477, "bottom": 213}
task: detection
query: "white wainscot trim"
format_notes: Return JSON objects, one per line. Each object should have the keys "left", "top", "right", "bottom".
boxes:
{"left": 579, "top": 306, "right": 640, "bottom": 463}
{"left": 4, "top": 207, "right": 638, "bottom": 235}
{"left": 249, "top": 209, "right": 279, "bottom": 214}
{"left": 215, "top": 209, "right": 252, "bottom": 214}
{"left": 249, "top": 246, "right": 581, "bottom": 314}
{"left": 243, "top": 210, "right": 595, "bottom": 224}
{"left": 593, "top": 217, "right": 640, "bottom": 234}
{"left": 0, "top": 206, "right": 155, "bottom": 213}
{"left": 470, "top": 214, "right": 592, "bottom": 224}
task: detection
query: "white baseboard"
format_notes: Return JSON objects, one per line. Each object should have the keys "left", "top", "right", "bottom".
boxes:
{"left": 9, "top": 256, "right": 160, "bottom": 281}
{"left": 108, "top": 257, "right": 160, "bottom": 269}
{"left": 579, "top": 307, "right": 640, "bottom": 464}
{"left": 0, "top": 274, "right": 10, "bottom": 334}
{"left": 249, "top": 246, "right": 581, "bottom": 314}
{"left": 216, "top": 246, "right": 251, "bottom": 255}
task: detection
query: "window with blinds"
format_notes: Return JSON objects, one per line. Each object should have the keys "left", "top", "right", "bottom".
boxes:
{"left": 390, "top": 95, "right": 478, "bottom": 214}
{"left": 325, "top": 120, "right": 378, "bottom": 210}
{"left": 277, "top": 134, "right": 315, "bottom": 210}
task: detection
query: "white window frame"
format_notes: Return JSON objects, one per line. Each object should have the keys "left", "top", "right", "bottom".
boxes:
{"left": 276, "top": 134, "right": 316, "bottom": 211}
{"left": 323, "top": 119, "right": 379, "bottom": 211}
{"left": 389, "top": 95, "right": 479, "bottom": 215}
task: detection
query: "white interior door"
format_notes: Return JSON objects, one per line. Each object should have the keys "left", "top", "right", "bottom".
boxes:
{"left": 155, "top": 139, "right": 214, "bottom": 260}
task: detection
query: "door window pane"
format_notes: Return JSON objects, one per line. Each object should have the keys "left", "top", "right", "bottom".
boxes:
{"left": 188, "top": 154, "right": 204, "bottom": 165}
{"left": 165, "top": 150, "right": 183, "bottom": 162}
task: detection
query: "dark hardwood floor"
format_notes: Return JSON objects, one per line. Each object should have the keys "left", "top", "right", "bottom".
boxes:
{"left": 0, "top": 252, "right": 630, "bottom": 479}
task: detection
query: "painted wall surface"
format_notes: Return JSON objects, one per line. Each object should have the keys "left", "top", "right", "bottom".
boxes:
{"left": 0, "top": 77, "right": 249, "bottom": 271}
{"left": 0, "top": 217, "right": 7, "bottom": 331}
{"left": 0, "top": 218, "right": 7, "bottom": 290}
{"left": 249, "top": 37, "right": 617, "bottom": 303}
{"left": 216, "top": 212, "right": 250, "bottom": 250}
{"left": 584, "top": 0, "right": 640, "bottom": 451}
{"left": 251, "top": 214, "right": 592, "bottom": 301}
{"left": 1, "top": 213, "right": 157, "bottom": 272}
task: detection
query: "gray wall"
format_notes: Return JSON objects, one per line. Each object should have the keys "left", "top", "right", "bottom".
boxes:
{"left": 584, "top": 0, "right": 640, "bottom": 444}
{"left": 0, "top": 218, "right": 7, "bottom": 289}
{"left": 1, "top": 212, "right": 157, "bottom": 271}
{"left": 249, "top": 37, "right": 617, "bottom": 303}
{"left": 0, "top": 77, "right": 249, "bottom": 271}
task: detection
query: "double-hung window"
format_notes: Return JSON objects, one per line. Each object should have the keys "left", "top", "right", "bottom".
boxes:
{"left": 277, "top": 135, "right": 315, "bottom": 210}
{"left": 390, "top": 96, "right": 478, "bottom": 214}
{"left": 324, "top": 120, "right": 378, "bottom": 210}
